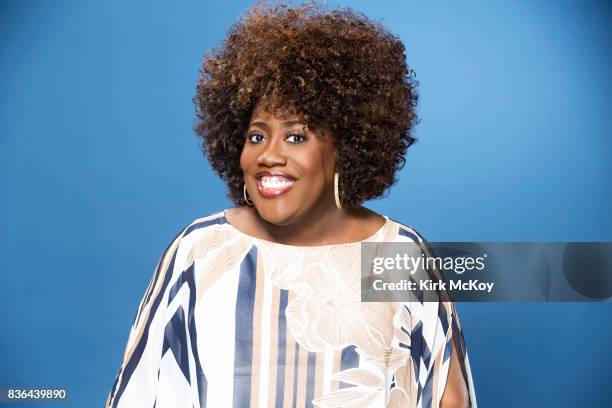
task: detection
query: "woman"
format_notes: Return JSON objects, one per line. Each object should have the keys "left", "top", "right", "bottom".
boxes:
{"left": 106, "top": 1, "right": 477, "bottom": 407}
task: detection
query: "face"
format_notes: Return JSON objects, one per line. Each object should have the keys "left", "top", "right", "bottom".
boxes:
{"left": 240, "top": 101, "right": 338, "bottom": 226}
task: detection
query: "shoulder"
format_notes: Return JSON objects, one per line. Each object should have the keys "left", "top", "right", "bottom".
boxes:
{"left": 384, "top": 217, "right": 440, "bottom": 264}
{"left": 386, "top": 216, "right": 429, "bottom": 244}
{"left": 180, "top": 209, "right": 230, "bottom": 239}
{"left": 160, "top": 209, "right": 234, "bottom": 266}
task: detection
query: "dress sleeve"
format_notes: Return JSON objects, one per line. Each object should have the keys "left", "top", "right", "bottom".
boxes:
{"left": 389, "top": 230, "right": 477, "bottom": 408}
{"left": 105, "top": 229, "right": 186, "bottom": 408}
{"left": 391, "top": 299, "right": 477, "bottom": 408}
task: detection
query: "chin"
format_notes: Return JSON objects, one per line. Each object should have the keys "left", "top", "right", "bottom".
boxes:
{"left": 254, "top": 200, "right": 302, "bottom": 226}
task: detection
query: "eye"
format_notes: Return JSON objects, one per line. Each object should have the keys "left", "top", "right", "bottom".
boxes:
{"left": 247, "top": 133, "right": 265, "bottom": 144}
{"left": 286, "top": 133, "right": 307, "bottom": 144}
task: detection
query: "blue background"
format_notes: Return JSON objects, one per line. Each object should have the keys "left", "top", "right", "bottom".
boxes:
{"left": 1, "top": 0, "right": 611, "bottom": 406}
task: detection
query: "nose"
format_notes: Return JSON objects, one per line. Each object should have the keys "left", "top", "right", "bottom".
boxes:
{"left": 256, "top": 136, "right": 287, "bottom": 167}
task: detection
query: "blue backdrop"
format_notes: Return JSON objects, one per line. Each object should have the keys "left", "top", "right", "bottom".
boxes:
{"left": 1, "top": 0, "right": 611, "bottom": 406}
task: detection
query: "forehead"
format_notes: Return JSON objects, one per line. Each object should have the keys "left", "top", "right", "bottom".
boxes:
{"left": 249, "top": 97, "right": 302, "bottom": 122}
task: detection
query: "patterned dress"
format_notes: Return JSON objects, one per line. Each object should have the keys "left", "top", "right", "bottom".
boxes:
{"left": 105, "top": 210, "right": 477, "bottom": 408}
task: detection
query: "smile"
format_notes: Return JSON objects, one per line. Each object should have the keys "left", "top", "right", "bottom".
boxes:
{"left": 256, "top": 174, "right": 296, "bottom": 197}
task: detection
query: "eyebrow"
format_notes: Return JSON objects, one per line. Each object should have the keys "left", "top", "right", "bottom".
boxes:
{"left": 249, "top": 120, "right": 306, "bottom": 129}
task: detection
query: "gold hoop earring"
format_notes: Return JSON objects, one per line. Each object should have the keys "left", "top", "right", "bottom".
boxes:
{"left": 334, "top": 172, "right": 342, "bottom": 209}
{"left": 243, "top": 183, "right": 253, "bottom": 206}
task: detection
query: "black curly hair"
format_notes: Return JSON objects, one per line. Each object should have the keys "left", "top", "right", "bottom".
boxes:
{"left": 193, "top": 0, "right": 419, "bottom": 207}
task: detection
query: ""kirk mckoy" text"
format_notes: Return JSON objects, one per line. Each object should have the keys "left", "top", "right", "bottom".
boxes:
{"left": 373, "top": 279, "right": 495, "bottom": 293}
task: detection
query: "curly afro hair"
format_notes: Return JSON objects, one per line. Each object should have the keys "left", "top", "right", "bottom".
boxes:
{"left": 194, "top": 0, "right": 419, "bottom": 207}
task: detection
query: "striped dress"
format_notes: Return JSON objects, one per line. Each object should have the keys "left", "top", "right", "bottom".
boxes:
{"left": 105, "top": 210, "right": 477, "bottom": 408}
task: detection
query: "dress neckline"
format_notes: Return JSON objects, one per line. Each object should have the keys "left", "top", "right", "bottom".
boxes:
{"left": 222, "top": 209, "right": 391, "bottom": 249}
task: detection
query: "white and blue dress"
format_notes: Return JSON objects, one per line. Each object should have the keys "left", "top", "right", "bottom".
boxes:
{"left": 105, "top": 210, "right": 477, "bottom": 408}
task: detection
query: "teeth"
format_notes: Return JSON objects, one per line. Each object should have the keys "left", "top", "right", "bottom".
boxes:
{"left": 260, "top": 176, "right": 295, "bottom": 189}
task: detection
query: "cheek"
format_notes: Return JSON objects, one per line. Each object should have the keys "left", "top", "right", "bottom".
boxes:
{"left": 239, "top": 147, "right": 254, "bottom": 172}
{"left": 299, "top": 157, "right": 323, "bottom": 175}
{"left": 295, "top": 147, "right": 334, "bottom": 183}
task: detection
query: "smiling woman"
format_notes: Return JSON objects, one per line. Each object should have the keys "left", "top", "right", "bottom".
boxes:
{"left": 105, "top": 1, "right": 476, "bottom": 407}
{"left": 238, "top": 99, "right": 343, "bottom": 236}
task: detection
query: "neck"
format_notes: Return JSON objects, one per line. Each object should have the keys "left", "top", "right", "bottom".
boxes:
{"left": 255, "top": 202, "right": 349, "bottom": 246}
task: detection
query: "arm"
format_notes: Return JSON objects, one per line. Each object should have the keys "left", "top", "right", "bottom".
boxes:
{"left": 440, "top": 333, "right": 470, "bottom": 408}
{"left": 105, "top": 229, "right": 185, "bottom": 408}
{"left": 392, "top": 225, "right": 476, "bottom": 407}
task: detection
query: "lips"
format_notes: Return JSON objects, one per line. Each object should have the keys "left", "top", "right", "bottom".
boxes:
{"left": 255, "top": 172, "right": 296, "bottom": 197}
